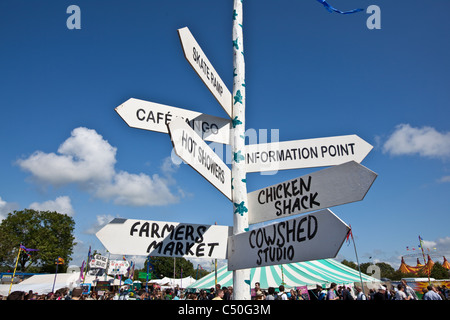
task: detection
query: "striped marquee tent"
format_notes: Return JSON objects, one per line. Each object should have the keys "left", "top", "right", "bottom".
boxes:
{"left": 187, "top": 259, "right": 380, "bottom": 290}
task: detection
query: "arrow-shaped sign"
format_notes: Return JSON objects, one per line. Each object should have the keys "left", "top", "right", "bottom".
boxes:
{"left": 168, "top": 117, "right": 232, "bottom": 200}
{"left": 227, "top": 209, "right": 350, "bottom": 271}
{"left": 248, "top": 161, "right": 377, "bottom": 225}
{"left": 96, "top": 218, "right": 232, "bottom": 259}
{"left": 178, "top": 27, "right": 233, "bottom": 118}
{"left": 115, "top": 98, "right": 231, "bottom": 145}
{"left": 245, "top": 134, "right": 373, "bottom": 173}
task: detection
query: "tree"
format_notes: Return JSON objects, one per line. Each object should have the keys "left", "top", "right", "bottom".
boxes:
{"left": 143, "top": 256, "right": 196, "bottom": 279}
{"left": 0, "top": 209, "right": 76, "bottom": 273}
{"left": 430, "top": 262, "right": 449, "bottom": 279}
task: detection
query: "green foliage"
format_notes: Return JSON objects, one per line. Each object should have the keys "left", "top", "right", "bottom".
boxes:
{"left": 133, "top": 256, "right": 211, "bottom": 281}
{"left": 0, "top": 209, "right": 76, "bottom": 273}
{"left": 430, "top": 262, "right": 450, "bottom": 279}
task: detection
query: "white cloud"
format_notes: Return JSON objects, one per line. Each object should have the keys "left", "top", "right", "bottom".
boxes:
{"left": 95, "top": 171, "right": 179, "bottom": 206}
{"left": 29, "top": 196, "right": 75, "bottom": 216}
{"left": 383, "top": 124, "right": 450, "bottom": 159}
{"left": 0, "top": 196, "right": 18, "bottom": 221}
{"left": 84, "top": 214, "right": 116, "bottom": 235}
{"left": 17, "top": 127, "right": 116, "bottom": 186}
{"left": 438, "top": 176, "right": 450, "bottom": 183}
{"left": 17, "top": 127, "right": 180, "bottom": 207}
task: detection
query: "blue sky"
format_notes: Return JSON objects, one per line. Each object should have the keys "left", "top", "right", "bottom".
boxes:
{"left": 1, "top": 0, "right": 450, "bottom": 273}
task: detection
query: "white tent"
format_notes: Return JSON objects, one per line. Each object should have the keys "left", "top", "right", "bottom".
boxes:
{"left": 150, "top": 276, "right": 196, "bottom": 289}
{"left": 187, "top": 259, "right": 381, "bottom": 290}
{"left": 0, "top": 272, "right": 120, "bottom": 296}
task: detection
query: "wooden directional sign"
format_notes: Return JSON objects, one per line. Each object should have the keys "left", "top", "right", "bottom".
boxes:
{"left": 178, "top": 27, "right": 233, "bottom": 118}
{"left": 115, "top": 98, "right": 231, "bottom": 145}
{"left": 245, "top": 134, "right": 373, "bottom": 173}
{"left": 248, "top": 161, "right": 377, "bottom": 225}
{"left": 168, "top": 117, "right": 232, "bottom": 200}
{"left": 227, "top": 209, "right": 350, "bottom": 271}
{"left": 96, "top": 218, "right": 232, "bottom": 259}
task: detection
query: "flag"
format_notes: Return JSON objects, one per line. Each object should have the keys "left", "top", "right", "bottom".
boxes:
{"left": 20, "top": 244, "right": 38, "bottom": 252}
{"left": 315, "top": 0, "right": 363, "bottom": 14}
{"left": 87, "top": 246, "right": 91, "bottom": 260}
{"left": 79, "top": 260, "right": 86, "bottom": 281}
{"left": 55, "top": 257, "right": 65, "bottom": 265}
{"left": 345, "top": 225, "right": 353, "bottom": 246}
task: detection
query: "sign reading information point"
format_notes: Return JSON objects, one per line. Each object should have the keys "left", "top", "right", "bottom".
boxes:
{"left": 168, "top": 117, "right": 232, "bottom": 200}
{"left": 227, "top": 209, "right": 350, "bottom": 271}
{"left": 247, "top": 161, "right": 377, "bottom": 225}
{"left": 96, "top": 218, "right": 232, "bottom": 259}
{"left": 245, "top": 134, "right": 373, "bottom": 173}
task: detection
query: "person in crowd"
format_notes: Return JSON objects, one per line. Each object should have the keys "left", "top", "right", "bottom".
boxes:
{"left": 355, "top": 286, "right": 366, "bottom": 300}
{"left": 394, "top": 284, "right": 410, "bottom": 300}
{"left": 222, "top": 286, "right": 231, "bottom": 300}
{"left": 265, "top": 287, "right": 276, "bottom": 300}
{"left": 276, "top": 285, "right": 288, "bottom": 300}
{"left": 327, "top": 283, "right": 339, "bottom": 300}
{"left": 401, "top": 279, "right": 418, "bottom": 300}
{"left": 372, "top": 285, "right": 386, "bottom": 301}
{"left": 423, "top": 284, "right": 442, "bottom": 300}
{"left": 212, "top": 289, "right": 224, "bottom": 300}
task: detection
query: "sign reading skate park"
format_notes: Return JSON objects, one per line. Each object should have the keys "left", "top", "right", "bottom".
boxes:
{"left": 245, "top": 135, "right": 373, "bottom": 173}
{"left": 96, "top": 218, "right": 232, "bottom": 260}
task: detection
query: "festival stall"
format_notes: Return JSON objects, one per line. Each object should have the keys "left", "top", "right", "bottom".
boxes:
{"left": 187, "top": 258, "right": 380, "bottom": 290}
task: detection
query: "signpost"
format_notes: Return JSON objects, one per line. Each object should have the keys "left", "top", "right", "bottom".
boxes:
{"left": 106, "top": 1, "right": 378, "bottom": 301}
{"left": 227, "top": 209, "right": 350, "bottom": 271}
{"left": 178, "top": 27, "right": 233, "bottom": 118}
{"left": 247, "top": 161, "right": 377, "bottom": 225}
{"left": 245, "top": 134, "right": 373, "bottom": 173}
{"left": 96, "top": 218, "right": 232, "bottom": 260}
{"left": 168, "top": 116, "right": 232, "bottom": 200}
{"left": 115, "top": 98, "right": 231, "bottom": 145}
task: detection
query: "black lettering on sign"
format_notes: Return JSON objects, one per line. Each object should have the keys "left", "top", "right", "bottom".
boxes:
{"left": 248, "top": 215, "right": 319, "bottom": 266}
{"left": 130, "top": 222, "right": 218, "bottom": 258}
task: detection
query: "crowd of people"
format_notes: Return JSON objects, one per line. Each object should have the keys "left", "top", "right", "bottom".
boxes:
{"left": 3, "top": 279, "right": 449, "bottom": 300}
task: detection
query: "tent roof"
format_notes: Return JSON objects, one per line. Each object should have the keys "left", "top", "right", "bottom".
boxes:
{"left": 0, "top": 272, "right": 120, "bottom": 296}
{"left": 151, "top": 276, "right": 196, "bottom": 288}
{"left": 187, "top": 259, "right": 380, "bottom": 290}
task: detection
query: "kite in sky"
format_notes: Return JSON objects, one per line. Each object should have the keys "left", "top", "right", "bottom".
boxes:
{"left": 316, "top": 0, "right": 363, "bottom": 14}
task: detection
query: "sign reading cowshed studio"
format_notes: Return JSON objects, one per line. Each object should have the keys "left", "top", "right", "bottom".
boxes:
{"left": 96, "top": 218, "right": 232, "bottom": 259}
{"left": 227, "top": 209, "right": 350, "bottom": 271}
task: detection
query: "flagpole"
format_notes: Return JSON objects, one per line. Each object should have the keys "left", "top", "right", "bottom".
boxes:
{"left": 52, "top": 257, "right": 60, "bottom": 294}
{"left": 349, "top": 229, "right": 365, "bottom": 295}
{"left": 83, "top": 246, "right": 91, "bottom": 285}
{"left": 8, "top": 245, "right": 22, "bottom": 295}
{"left": 418, "top": 236, "right": 431, "bottom": 284}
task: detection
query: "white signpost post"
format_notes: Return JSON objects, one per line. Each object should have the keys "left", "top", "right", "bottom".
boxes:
{"left": 247, "top": 161, "right": 377, "bottom": 225}
{"left": 115, "top": 98, "right": 231, "bottom": 145}
{"left": 227, "top": 209, "right": 350, "bottom": 271}
{"left": 245, "top": 134, "right": 373, "bottom": 173}
{"left": 178, "top": 27, "right": 233, "bottom": 119}
{"left": 96, "top": 218, "right": 232, "bottom": 260}
{"left": 168, "top": 117, "right": 232, "bottom": 200}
